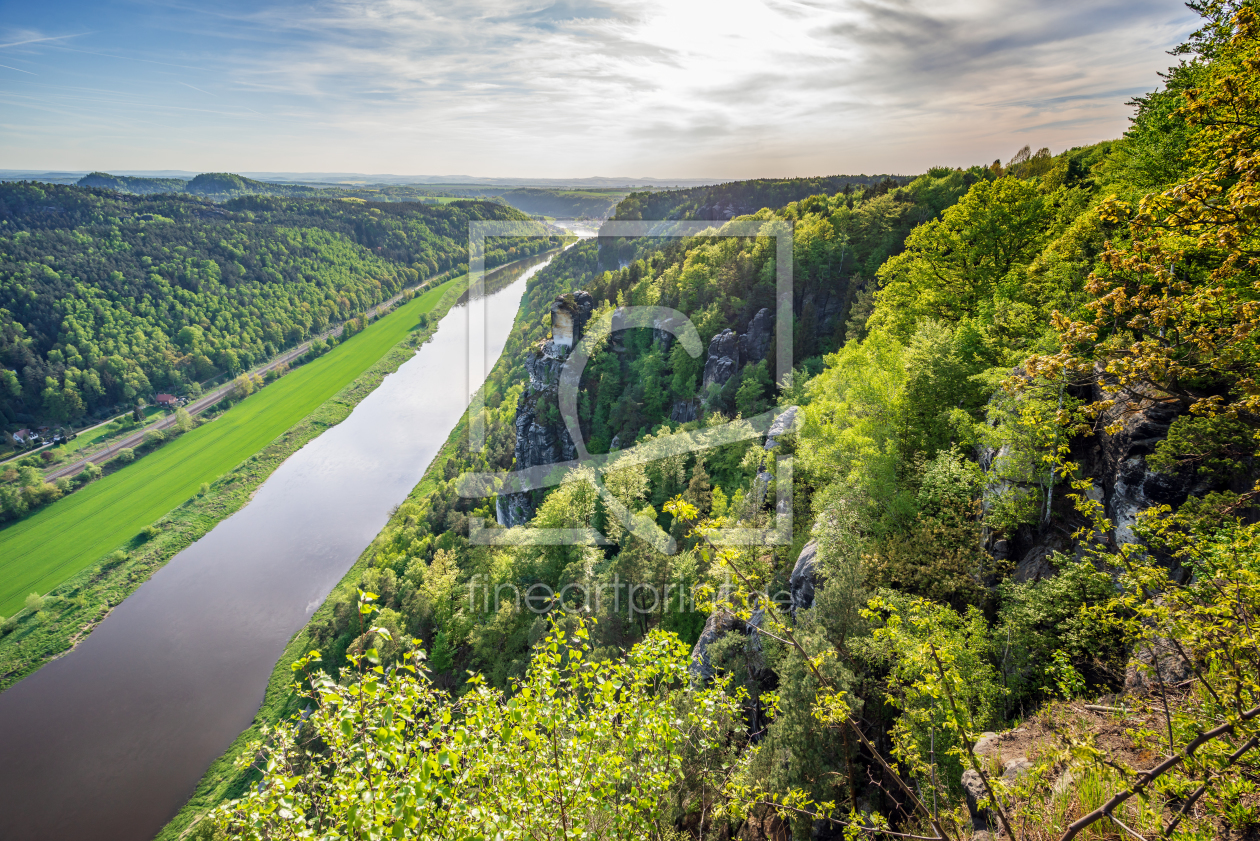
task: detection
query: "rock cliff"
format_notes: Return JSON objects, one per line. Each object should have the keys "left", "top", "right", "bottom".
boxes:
{"left": 497, "top": 293, "right": 591, "bottom": 527}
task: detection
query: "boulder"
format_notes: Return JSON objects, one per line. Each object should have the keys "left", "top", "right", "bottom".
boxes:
{"left": 961, "top": 769, "right": 993, "bottom": 831}
{"left": 972, "top": 732, "right": 999, "bottom": 757}
{"left": 1001, "top": 757, "right": 1033, "bottom": 783}
{"left": 689, "top": 608, "right": 769, "bottom": 686}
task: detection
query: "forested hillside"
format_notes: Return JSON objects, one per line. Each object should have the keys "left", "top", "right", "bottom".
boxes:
{"left": 172, "top": 3, "right": 1260, "bottom": 839}
{"left": 496, "top": 187, "right": 624, "bottom": 218}
{"left": 71, "top": 172, "right": 629, "bottom": 217}
{"left": 76, "top": 171, "right": 332, "bottom": 199}
{"left": 0, "top": 185, "right": 550, "bottom": 426}
{"left": 612, "top": 174, "right": 907, "bottom": 222}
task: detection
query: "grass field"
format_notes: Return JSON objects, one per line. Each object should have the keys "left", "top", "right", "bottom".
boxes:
{"left": 0, "top": 280, "right": 455, "bottom": 617}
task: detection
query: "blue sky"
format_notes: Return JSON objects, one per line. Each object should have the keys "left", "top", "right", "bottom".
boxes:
{"left": 0, "top": 0, "right": 1199, "bottom": 179}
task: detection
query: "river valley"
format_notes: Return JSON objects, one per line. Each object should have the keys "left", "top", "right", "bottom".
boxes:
{"left": 0, "top": 252, "right": 559, "bottom": 841}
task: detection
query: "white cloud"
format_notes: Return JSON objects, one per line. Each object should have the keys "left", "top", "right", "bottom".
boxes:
{"left": 0, "top": 0, "right": 1199, "bottom": 176}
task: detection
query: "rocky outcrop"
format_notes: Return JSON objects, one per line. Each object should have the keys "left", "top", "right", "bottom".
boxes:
{"left": 764, "top": 405, "right": 798, "bottom": 450}
{"left": 739, "top": 307, "right": 773, "bottom": 363}
{"left": 499, "top": 292, "right": 592, "bottom": 527}
{"left": 689, "top": 608, "right": 768, "bottom": 686}
{"left": 670, "top": 398, "right": 700, "bottom": 423}
{"left": 790, "top": 540, "right": 819, "bottom": 616}
{"left": 702, "top": 328, "right": 740, "bottom": 392}
{"left": 979, "top": 368, "right": 1219, "bottom": 581}
{"left": 1090, "top": 380, "right": 1186, "bottom": 548}
{"left": 961, "top": 769, "right": 993, "bottom": 834}
{"left": 549, "top": 291, "right": 594, "bottom": 350}
{"left": 699, "top": 309, "right": 777, "bottom": 400}
{"left": 690, "top": 609, "right": 745, "bottom": 684}
{"left": 1124, "top": 636, "right": 1193, "bottom": 693}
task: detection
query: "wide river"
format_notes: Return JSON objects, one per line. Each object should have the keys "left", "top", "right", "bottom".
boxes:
{"left": 0, "top": 251, "right": 557, "bottom": 841}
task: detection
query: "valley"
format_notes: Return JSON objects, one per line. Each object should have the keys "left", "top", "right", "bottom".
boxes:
{"left": 0, "top": 249, "right": 558, "bottom": 840}
{"left": 0, "top": 3, "right": 1257, "bottom": 839}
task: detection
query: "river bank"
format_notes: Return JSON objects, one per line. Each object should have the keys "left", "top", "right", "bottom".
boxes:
{"left": 0, "top": 249, "right": 557, "bottom": 691}
{"left": 0, "top": 277, "right": 460, "bottom": 689}
{"left": 0, "top": 250, "right": 553, "bottom": 841}
{"left": 153, "top": 236, "right": 588, "bottom": 839}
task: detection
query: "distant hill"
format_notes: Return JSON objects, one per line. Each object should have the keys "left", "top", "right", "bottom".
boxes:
{"left": 184, "top": 172, "right": 326, "bottom": 197}
{"left": 76, "top": 171, "right": 328, "bottom": 200}
{"left": 611, "top": 174, "right": 910, "bottom": 222}
{"left": 78, "top": 172, "right": 188, "bottom": 195}
{"left": 497, "top": 188, "right": 625, "bottom": 219}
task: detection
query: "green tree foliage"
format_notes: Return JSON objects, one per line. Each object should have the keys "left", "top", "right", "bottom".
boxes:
{"left": 211, "top": 613, "right": 741, "bottom": 840}
{"left": 0, "top": 183, "right": 549, "bottom": 426}
{"left": 187, "top": 10, "right": 1260, "bottom": 834}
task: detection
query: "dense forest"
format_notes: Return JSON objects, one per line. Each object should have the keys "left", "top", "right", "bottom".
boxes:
{"left": 0, "top": 185, "right": 551, "bottom": 426}
{"left": 612, "top": 174, "right": 909, "bottom": 222}
{"left": 496, "top": 187, "right": 624, "bottom": 219}
{"left": 76, "top": 171, "right": 329, "bottom": 198}
{"left": 69, "top": 172, "right": 630, "bottom": 218}
{"left": 188, "top": 3, "right": 1260, "bottom": 839}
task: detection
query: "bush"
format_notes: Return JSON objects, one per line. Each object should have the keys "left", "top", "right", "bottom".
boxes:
{"left": 199, "top": 481, "right": 210, "bottom": 496}
{"left": 144, "top": 428, "right": 166, "bottom": 447}
{"left": 103, "top": 550, "right": 129, "bottom": 569}
{"left": 139, "top": 524, "right": 161, "bottom": 542}
{"left": 24, "top": 592, "right": 45, "bottom": 613}
{"left": 117, "top": 447, "right": 135, "bottom": 463}
{"left": 174, "top": 407, "right": 193, "bottom": 433}
{"left": 231, "top": 374, "right": 255, "bottom": 401}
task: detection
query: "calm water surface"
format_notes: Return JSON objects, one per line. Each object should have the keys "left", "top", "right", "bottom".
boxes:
{"left": 0, "top": 254, "right": 553, "bottom": 841}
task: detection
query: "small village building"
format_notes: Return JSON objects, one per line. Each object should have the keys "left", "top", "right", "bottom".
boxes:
{"left": 155, "top": 394, "right": 178, "bottom": 408}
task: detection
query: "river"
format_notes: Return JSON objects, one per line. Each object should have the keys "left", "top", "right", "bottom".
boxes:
{"left": 0, "top": 250, "right": 558, "bottom": 841}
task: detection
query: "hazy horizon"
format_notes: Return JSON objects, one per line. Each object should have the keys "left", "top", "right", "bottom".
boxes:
{"left": 0, "top": 0, "right": 1201, "bottom": 179}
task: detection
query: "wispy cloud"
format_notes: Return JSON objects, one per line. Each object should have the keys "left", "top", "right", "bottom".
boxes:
{"left": 0, "top": 0, "right": 1199, "bottom": 176}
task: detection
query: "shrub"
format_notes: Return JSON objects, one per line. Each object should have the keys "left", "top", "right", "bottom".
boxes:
{"left": 24, "top": 592, "right": 45, "bottom": 613}
{"left": 139, "top": 524, "right": 161, "bottom": 542}
{"left": 118, "top": 447, "right": 136, "bottom": 463}
{"left": 144, "top": 428, "right": 166, "bottom": 447}
{"left": 174, "top": 407, "right": 193, "bottom": 433}
{"left": 199, "top": 481, "right": 210, "bottom": 496}
{"left": 208, "top": 614, "right": 740, "bottom": 840}
{"left": 231, "top": 374, "right": 255, "bottom": 401}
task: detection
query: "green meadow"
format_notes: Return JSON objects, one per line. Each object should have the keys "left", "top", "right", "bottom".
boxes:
{"left": 0, "top": 280, "right": 456, "bottom": 617}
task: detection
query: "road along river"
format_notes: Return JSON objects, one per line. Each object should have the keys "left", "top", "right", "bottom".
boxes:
{"left": 0, "top": 251, "right": 556, "bottom": 841}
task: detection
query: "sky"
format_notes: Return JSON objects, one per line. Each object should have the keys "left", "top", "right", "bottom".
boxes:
{"left": 0, "top": 0, "right": 1201, "bottom": 180}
